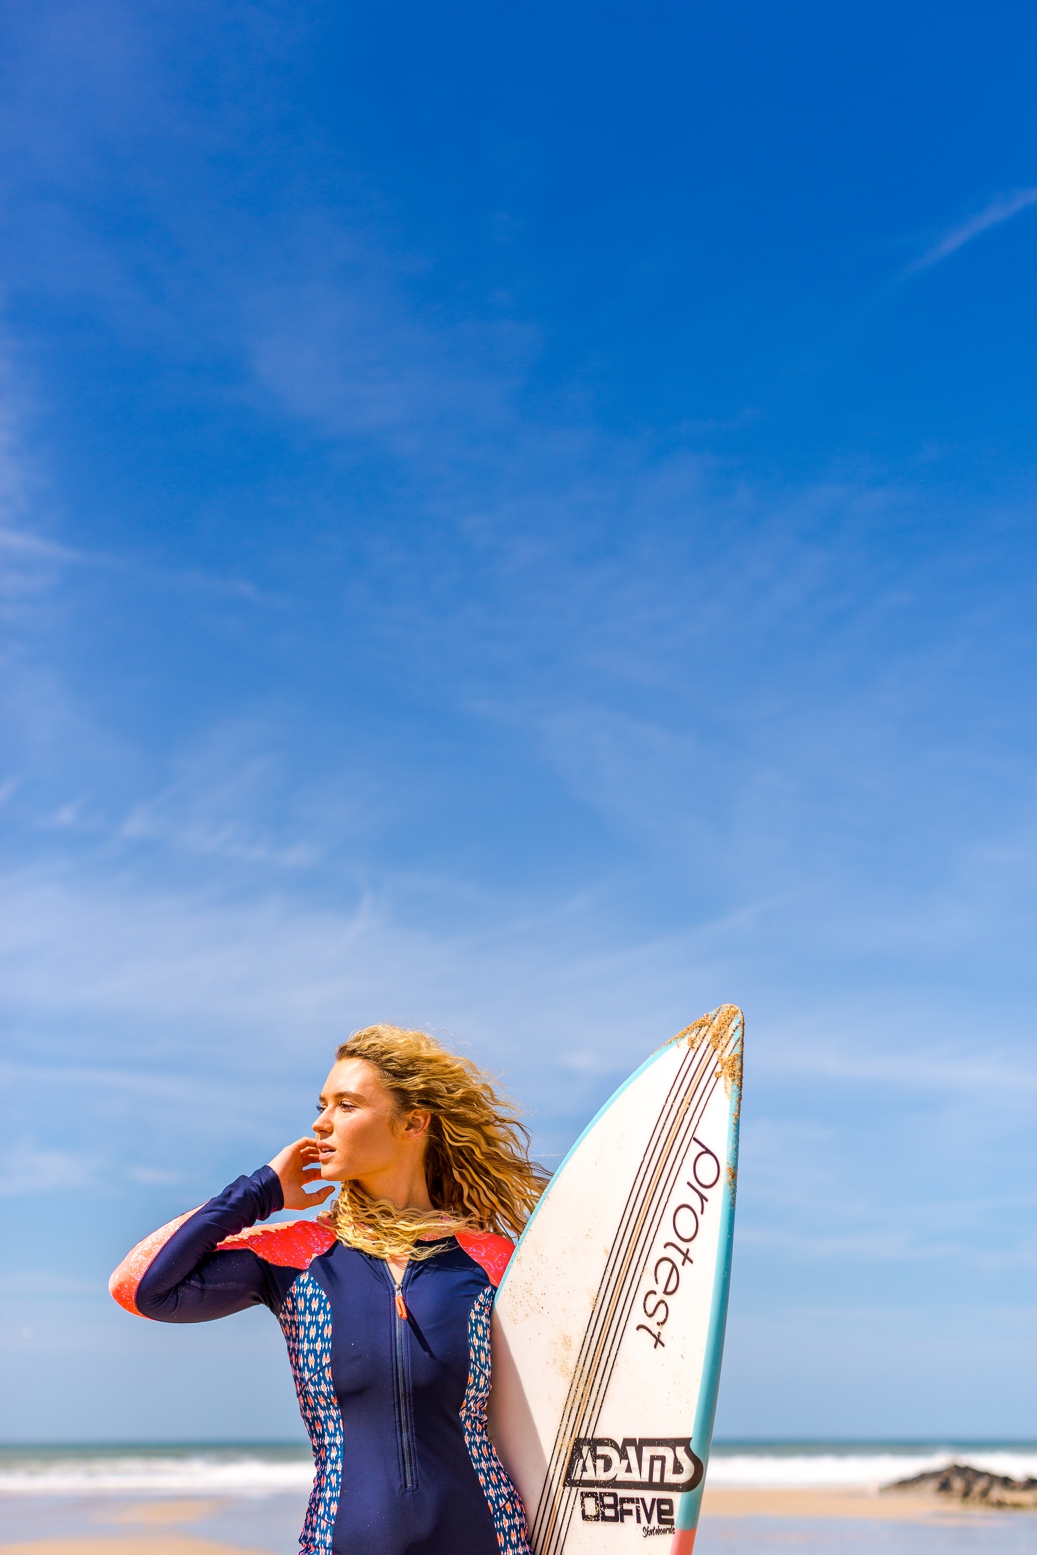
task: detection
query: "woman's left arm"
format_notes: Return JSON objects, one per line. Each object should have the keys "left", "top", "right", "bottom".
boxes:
{"left": 114, "top": 1167, "right": 288, "bottom": 1322}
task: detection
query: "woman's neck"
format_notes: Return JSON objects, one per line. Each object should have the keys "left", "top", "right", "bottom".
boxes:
{"left": 354, "top": 1156, "right": 434, "bottom": 1278}
{"left": 355, "top": 1155, "right": 433, "bottom": 1214}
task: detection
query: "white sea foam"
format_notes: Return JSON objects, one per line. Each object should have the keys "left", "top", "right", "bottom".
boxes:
{"left": 0, "top": 1453, "right": 315, "bottom": 1497}
{"left": 2, "top": 1445, "right": 1037, "bottom": 1497}
{"left": 706, "top": 1450, "right": 1037, "bottom": 1489}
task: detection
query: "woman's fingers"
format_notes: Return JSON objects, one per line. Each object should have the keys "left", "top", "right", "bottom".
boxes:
{"left": 268, "top": 1135, "right": 338, "bottom": 1210}
{"left": 268, "top": 1137, "right": 322, "bottom": 1196}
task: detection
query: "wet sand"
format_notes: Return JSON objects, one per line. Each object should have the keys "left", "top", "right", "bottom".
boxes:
{"left": 3, "top": 1489, "right": 1035, "bottom": 1555}
{"left": 700, "top": 1487, "right": 978, "bottom": 1520}
{"left": 0, "top": 1499, "right": 273, "bottom": 1555}
{"left": 0, "top": 1543, "right": 273, "bottom": 1555}
{"left": 0, "top": 1495, "right": 302, "bottom": 1555}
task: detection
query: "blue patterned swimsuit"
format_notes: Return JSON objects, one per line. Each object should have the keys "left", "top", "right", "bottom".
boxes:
{"left": 110, "top": 1168, "right": 531, "bottom": 1555}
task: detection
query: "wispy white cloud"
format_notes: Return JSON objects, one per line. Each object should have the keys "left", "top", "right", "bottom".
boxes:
{"left": 0, "top": 346, "right": 69, "bottom": 622}
{"left": 0, "top": 861, "right": 707, "bottom": 1063}
{"left": 754, "top": 1033, "right": 1036, "bottom": 1094}
{"left": 0, "top": 1142, "right": 89, "bottom": 1197}
{"left": 0, "top": 526, "right": 80, "bottom": 561}
{"left": 906, "top": 187, "right": 1037, "bottom": 274}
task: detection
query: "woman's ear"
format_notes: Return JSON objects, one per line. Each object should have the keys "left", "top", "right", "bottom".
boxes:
{"left": 401, "top": 1108, "right": 432, "bottom": 1141}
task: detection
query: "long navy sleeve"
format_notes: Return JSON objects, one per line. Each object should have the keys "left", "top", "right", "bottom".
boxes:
{"left": 136, "top": 1166, "right": 298, "bottom": 1322}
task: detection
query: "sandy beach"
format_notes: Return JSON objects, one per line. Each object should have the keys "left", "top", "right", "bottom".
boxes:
{"left": 0, "top": 1494, "right": 303, "bottom": 1555}
{"left": 0, "top": 1544, "right": 271, "bottom": 1555}
{"left": 0, "top": 1496, "right": 276, "bottom": 1555}
{"left": 700, "top": 1485, "right": 982, "bottom": 1519}
{"left": 3, "top": 1487, "right": 1034, "bottom": 1555}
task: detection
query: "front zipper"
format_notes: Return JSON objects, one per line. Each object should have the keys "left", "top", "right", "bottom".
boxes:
{"left": 390, "top": 1266, "right": 417, "bottom": 1491}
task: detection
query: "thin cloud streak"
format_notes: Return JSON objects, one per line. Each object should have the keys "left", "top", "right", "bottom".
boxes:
{"left": 906, "top": 187, "right": 1037, "bottom": 273}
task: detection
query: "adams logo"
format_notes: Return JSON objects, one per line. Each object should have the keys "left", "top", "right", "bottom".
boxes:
{"left": 563, "top": 1437, "right": 703, "bottom": 1494}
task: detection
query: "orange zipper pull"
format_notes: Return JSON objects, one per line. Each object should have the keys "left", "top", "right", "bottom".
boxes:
{"left": 395, "top": 1287, "right": 408, "bottom": 1321}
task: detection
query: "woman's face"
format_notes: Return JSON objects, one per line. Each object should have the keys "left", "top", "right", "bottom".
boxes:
{"left": 313, "top": 1057, "right": 427, "bottom": 1182}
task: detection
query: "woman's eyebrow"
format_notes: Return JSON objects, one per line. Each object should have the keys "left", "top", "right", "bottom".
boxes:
{"left": 317, "top": 1089, "right": 364, "bottom": 1106}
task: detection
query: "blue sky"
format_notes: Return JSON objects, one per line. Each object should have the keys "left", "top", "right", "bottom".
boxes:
{"left": 1, "top": 0, "right": 1036, "bottom": 1443}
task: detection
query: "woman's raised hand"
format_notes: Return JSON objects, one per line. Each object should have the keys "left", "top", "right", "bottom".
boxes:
{"left": 268, "top": 1137, "right": 335, "bottom": 1211}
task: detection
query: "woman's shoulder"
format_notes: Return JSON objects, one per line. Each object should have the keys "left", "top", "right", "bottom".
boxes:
{"left": 454, "top": 1229, "right": 515, "bottom": 1288}
{"left": 215, "top": 1218, "right": 337, "bottom": 1268}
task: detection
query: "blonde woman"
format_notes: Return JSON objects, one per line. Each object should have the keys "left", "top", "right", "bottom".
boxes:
{"left": 110, "top": 1026, "right": 547, "bottom": 1555}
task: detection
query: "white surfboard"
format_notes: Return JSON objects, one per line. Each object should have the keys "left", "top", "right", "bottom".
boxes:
{"left": 489, "top": 1005, "right": 743, "bottom": 1555}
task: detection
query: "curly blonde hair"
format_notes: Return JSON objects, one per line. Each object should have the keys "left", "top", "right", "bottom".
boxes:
{"left": 328, "top": 1024, "right": 549, "bottom": 1262}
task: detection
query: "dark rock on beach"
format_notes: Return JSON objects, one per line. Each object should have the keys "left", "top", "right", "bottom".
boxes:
{"left": 883, "top": 1463, "right": 1037, "bottom": 1509}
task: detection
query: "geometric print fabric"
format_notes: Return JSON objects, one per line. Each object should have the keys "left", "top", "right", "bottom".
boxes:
{"left": 279, "top": 1274, "right": 343, "bottom": 1555}
{"left": 280, "top": 1271, "right": 530, "bottom": 1555}
{"left": 460, "top": 1286, "right": 532, "bottom": 1554}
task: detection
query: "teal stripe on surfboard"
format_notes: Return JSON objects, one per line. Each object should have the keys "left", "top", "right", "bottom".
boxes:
{"left": 675, "top": 1068, "right": 741, "bottom": 1539}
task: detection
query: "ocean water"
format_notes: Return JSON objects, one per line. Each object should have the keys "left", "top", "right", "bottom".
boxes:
{"left": 1, "top": 1440, "right": 1036, "bottom": 1496}
{"left": 0, "top": 1442, "right": 315, "bottom": 1497}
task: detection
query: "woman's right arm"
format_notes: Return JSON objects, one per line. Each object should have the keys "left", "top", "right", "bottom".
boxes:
{"left": 113, "top": 1166, "right": 289, "bottom": 1323}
